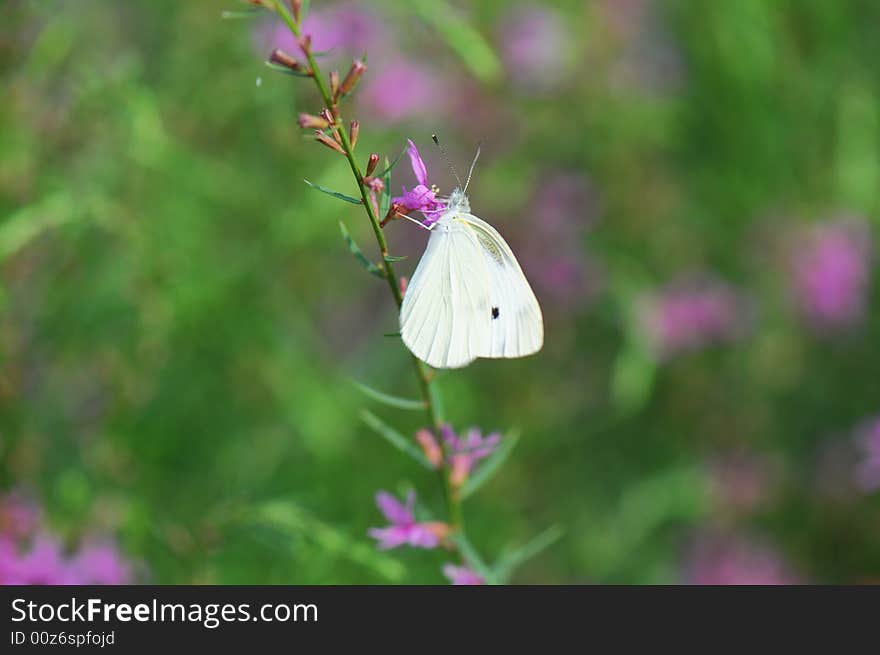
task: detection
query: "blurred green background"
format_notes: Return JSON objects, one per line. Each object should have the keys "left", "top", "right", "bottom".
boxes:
{"left": 1, "top": 0, "right": 879, "bottom": 584}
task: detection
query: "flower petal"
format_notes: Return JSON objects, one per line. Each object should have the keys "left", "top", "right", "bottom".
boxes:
{"left": 374, "top": 491, "right": 413, "bottom": 525}
{"left": 405, "top": 139, "right": 428, "bottom": 186}
{"left": 368, "top": 526, "right": 410, "bottom": 550}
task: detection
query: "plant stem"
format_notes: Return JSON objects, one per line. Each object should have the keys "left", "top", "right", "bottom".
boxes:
{"left": 274, "top": 1, "right": 463, "bottom": 532}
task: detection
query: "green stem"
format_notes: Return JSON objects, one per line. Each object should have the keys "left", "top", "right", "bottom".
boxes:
{"left": 275, "top": 1, "right": 463, "bottom": 532}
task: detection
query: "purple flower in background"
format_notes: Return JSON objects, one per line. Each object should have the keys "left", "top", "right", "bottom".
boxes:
{"left": 368, "top": 491, "right": 448, "bottom": 550}
{"left": 684, "top": 532, "right": 801, "bottom": 585}
{"left": 638, "top": 279, "right": 748, "bottom": 358}
{"left": 255, "top": 2, "right": 386, "bottom": 58}
{"left": 391, "top": 140, "right": 446, "bottom": 225}
{"left": 360, "top": 61, "right": 452, "bottom": 124}
{"left": 70, "top": 539, "right": 133, "bottom": 585}
{"left": 787, "top": 220, "right": 872, "bottom": 332}
{"left": 598, "top": 0, "right": 684, "bottom": 94}
{"left": 498, "top": 6, "right": 574, "bottom": 92}
{"left": 443, "top": 563, "right": 485, "bottom": 585}
{"left": 519, "top": 173, "right": 603, "bottom": 309}
{"left": 5, "top": 534, "right": 77, "bottom": 585}
{"left": 0, "top": 491, "right": 136, "bottom": 585}
{"left": 854, "top": 417, "right": 880, "bottom": 493}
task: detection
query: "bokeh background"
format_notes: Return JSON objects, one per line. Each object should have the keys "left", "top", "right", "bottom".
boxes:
{"left": 2, "top": 0, "right": 879, "bottom": 584}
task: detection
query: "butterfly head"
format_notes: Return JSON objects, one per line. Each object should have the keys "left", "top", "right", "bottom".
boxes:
{"left": 445, "top": 188, "right": 470, "bottom": 214}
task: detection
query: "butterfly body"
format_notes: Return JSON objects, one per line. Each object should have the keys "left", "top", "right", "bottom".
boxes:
{"left": 400, "top": 189, "right": 544, "bottom": 369}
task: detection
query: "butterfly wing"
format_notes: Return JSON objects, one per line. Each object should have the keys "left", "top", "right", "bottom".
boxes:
{"left": 400, "top": 223, "right": 492, "bottom": 369}
{"left": 459, "top": 214, "right": 544, "bottom": 359}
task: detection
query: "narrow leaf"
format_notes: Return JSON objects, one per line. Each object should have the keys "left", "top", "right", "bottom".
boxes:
{"left": 353, "top": 380, "right": 426, "bottom": 411}
{"left": 361, "top": 410, "right": 433, "bottom": 469}
{"left": 263, "top": 61, "right": 313, "bottom": 77}
{"left": 339, "top": 221, "right": 385, "bottom": 279}
{"left": 492, "top": 525, "right": 564, "bottom": 583}
{"left": 378, "top": 157, "right": 392, "bottom": 218}
{"left": 383, "top": 332, "right": 401, "bottom": 338}
{"left": 305, "top": 179, "right": 362, "bottom": 204}
{"left": 383, "top": 254, "right": 407, "bottom": 263}
{"left": 460, "top": 431, "right": 520, "bottom": 500}
{"left": 452, "top": 533, "right": 498, "bottom": 584}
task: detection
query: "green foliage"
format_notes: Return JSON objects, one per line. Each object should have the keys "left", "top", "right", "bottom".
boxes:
{"left": 2, "top": 0, "right": 880, "bottom": 585}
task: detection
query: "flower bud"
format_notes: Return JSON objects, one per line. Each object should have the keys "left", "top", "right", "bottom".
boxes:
{"left": 365, "top": 153, "right": 379, "bottom": 177}
{"left": 291, "top": 0, "right": 303, "bottom": 22}
{"left": 298, "top": 34, "right": 312, "bottom": 57}
{"left": 329, "top": 70, "right": 340, "bottom": 100}
{"left": 269, "top": 48, "right": 302, "bottom": 71}
{"left": 416, "top": 429, "right": 443, "bottom": 468}
{"left": 348, "top": 120, "right": 360, "bottom": 149}
{"left": 424, "top": 522, "right": 451, "bottom": 542}
{"left": 449, "top": 454, "right": 472, "bottom": 488}
{"left": 339, "top": 59, "right": 367, "bottom": 96}
{"left": 399, "top": 276, "right": 408, "bottom": 298}
{"left": 315, "top": 130, "right": 345, "bottom": 154}
{"left": 320, "top": 107, "right": 335, "bottom": 126}
{"left": 298, "top": 113, "right": 330, "bottom": 130}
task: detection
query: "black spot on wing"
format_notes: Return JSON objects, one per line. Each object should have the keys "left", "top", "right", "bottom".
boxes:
{"left": 491, "top": 307, "right": 500, "bottom": 319}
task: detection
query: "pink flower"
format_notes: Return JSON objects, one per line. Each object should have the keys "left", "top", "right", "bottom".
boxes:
{"left": 684, "top": 532, "right": 801, "bottom": 585}
{"left": 368, "top": 491, "right": 447, "bottom": 550}
{"left": 443, "top": 564, "right": 485, "bottom": 585}
{"left": 391, "top": 139, "right": 446, "bottom": 225}
{"left": 441, "top": 425, "right": 501, "bottom": 486}
{"left": 0, "top": 491, "right": 137, "bottom": 585}
{"left": 787, "top": 220, "right": 872, "bottom": 332}
{"left": 254, "top": 3, "right": 387, "bottom": 58}
{"left": 359, "top": 61, "right": 452, "bottom": 124}
{"left": 5, "top": 534, "right": 79, "bottom": 585}
{"left": 70, "top": 539, "right": 134, "bottom": 585}
{"left": 416, "top": 425, "right": 503, "bottom": 486}
{"left": 638, "top": 278, "right": 749, "bottom": 358}
{"left": 498, "top": 6, "right": 574, "bottom": 92}
{"left": 518, "top": 173, "right": 603, "bottom": 309}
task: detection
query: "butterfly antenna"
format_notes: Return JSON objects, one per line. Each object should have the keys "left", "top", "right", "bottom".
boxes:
{"left": 463, "top": 142, "right": 481, "bottom": 193}
{"left": 431, "top": 134, "right": 463, "bottom": 189}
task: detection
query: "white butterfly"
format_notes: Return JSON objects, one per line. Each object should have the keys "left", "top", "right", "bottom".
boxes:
{"left": 399, "top": 187, "right": 544, "bottom": 369}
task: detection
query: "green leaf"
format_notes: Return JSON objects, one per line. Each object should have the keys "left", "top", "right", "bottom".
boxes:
{"left": 411, "top": 0, "right": 501, "bottom": 83}
{"left": 452, "top": 533, "right": 498, "bottom": 584}
{"left": 305, "top": 179, "right": 362, "bottom": 205}
{"left": 360, "top": 410, "right": 433, "bottom": 469}
{"left": 378, "top": 157, "right": 392, "bottom": 218}
{"left": 383, "top": 332, "right": 401, "bottom": 338}
{"left": 492, "top": 525, "right": 564, "bottom": 583}
{"left": 383, "top": 254, "right": 407, "bottom": 263}
{"left": 353, "top": 380, "right": 426, "bottom": 411}
{"left": 460, "top": 431, "right": 520, "bottom": 500}
{"left": 339, "top": 221, "right": 385, "bottom": 279}
{"left": 263, "top": 61, "right": 313, "bottom": 78}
